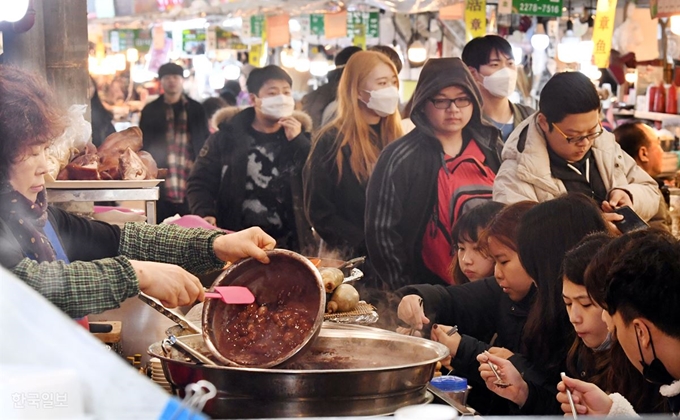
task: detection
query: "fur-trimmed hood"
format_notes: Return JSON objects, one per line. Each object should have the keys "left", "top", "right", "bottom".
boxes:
{"left": 212, "top": 106, "right": 313, "bottom": 133}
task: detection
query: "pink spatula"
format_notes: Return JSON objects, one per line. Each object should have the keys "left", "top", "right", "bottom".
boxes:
{"left": 204, "top": 286, "right": 255, "bottom": 304}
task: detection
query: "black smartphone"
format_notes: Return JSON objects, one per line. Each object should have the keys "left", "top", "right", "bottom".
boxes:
{"left": 612, "top": 206, "right": 649, "bottom": 233}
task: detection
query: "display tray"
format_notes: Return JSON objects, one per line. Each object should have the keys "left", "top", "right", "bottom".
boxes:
{"left": 45, "top": 179, "right": 163, "bottom": 189}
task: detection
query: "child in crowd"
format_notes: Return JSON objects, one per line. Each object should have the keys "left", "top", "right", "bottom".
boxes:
{"left": 451, "top": 201, "right": 505, "bottom": 284}
{"left": 396, "top": 201, "right": 537, "bottom": 414}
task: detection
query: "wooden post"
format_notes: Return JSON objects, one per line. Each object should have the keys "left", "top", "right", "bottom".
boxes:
{"left": 42, "top": 0, "right": 89, "bottom": 116}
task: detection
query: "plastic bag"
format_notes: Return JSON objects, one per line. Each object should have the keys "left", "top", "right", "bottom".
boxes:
{"left": 46, "top": 104, "right": 93, "bottom": 180}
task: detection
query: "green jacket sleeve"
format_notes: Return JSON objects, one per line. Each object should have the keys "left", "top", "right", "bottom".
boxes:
{"left": 11, "top": 256, "right": 139, "bottom": 319}
{"left": 119, "top": 222, "right": 226, "bottom": 274}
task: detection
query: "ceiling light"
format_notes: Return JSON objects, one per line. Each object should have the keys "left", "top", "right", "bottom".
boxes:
{"left": 530, "top": 23, "right": 550, "bottom": 51}
{"left": 407, "top": 40, "right": 427, "bottom": 67}
{"left": 295, "top": 57, "right": 310, "bottom": 73}
{"left": 309, "top": 54, "right": 329, "bottom": 77}
{"left": 671, "top": 15, "right": 680, "bottom": 36}
{"left": 512, "top": 46, "right": 523, "bottom": 63}
{"left": 1, "top": 0, "right": 29, "bottom": 23}
{"left": 209, "top": 72, "right": 226, "bottom": 90}
{"left": 280, "top": 47, "right": 296, "bottom": 69}
{"left": 224, "top": 63, "right": 241, "bottom": 80}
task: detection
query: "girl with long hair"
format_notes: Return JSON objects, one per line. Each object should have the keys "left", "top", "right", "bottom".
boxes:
{"left": 304, "top": 51, "right": 403, "bottom": 259}
{"left": 477, "top": 230, "right": 669, "bottom": 414}
{"left": 475, "top": 193, "right": 609, "bottom": 414}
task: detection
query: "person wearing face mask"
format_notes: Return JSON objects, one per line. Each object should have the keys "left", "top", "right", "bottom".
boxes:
{"left": 478, "top": 232, "right": 666, "bottom": 414}
{"left": 555, "top": 230, "right": 680, "bottom": 416}
{"left": 187, "top": 65, "right": 313, "bottom": 251}
{"left": 365, "top": 57, "right": 504, "bottom": 291}
{"left": 462, "top": 35, "right": 534, "bottom": 142}
{"left": 303, "top": 51, "right": 403, "bottom": 260}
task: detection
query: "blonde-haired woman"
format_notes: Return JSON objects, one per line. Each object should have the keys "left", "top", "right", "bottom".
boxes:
{"left": 303, "top": 50, "right": 403, "bottom": 259}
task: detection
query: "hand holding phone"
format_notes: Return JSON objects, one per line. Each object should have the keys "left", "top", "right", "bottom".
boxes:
{"left": 611, "top": 205, "right": 649, "bottom": 234}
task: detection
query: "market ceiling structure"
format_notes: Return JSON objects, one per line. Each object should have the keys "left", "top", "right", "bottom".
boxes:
{"left": 95, "top": 0, "right": 646, "bottom": 22}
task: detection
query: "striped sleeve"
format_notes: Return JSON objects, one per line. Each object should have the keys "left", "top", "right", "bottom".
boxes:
{"left": 119, "top": 223, "right": 226, "bottom": 275}
{"left": 365, "top": 141, "right": 417, "bottom": 291}
{"left": 11, "top": 256, "right": 139, "bottom": 318}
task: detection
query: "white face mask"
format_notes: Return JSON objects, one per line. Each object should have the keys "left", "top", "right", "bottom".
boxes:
{"left": 482, "top": 67, "right": 518, "bottom": 98}
{"left": 362, "top": 86, "right": 400, "bottom": 117}
{"left": 259, "top": 94, "right": 295, "bottom": 119}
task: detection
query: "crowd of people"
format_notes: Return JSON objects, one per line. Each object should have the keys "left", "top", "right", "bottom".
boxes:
{"left": 0, "top": 33, "right": 678, "bottom": 416}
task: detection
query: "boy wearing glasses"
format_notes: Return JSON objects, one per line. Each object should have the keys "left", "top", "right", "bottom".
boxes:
{"left": 366, "top": 58, "right": 503, "bottom": 291}
{"left": 493, "top": 72, "right": 659, "bottom": 227}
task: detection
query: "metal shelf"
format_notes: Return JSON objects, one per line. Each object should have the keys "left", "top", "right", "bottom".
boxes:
{"left": 46, "top": 187, "right": 159, "bottom": 224}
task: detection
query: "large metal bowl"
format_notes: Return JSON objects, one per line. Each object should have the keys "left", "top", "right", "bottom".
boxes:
{"left": 149, "top": 324, "right": 449, "bottom": 418}
{"left": 202, "top": 249, "right": 325, "bottom": 368}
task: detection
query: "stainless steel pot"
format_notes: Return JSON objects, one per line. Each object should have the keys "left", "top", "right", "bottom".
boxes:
{"left": 202, "top": 249, "right": 325, "bottom": 368}
{"left": 148, "top": 324, "right": 449, "bottom": 418}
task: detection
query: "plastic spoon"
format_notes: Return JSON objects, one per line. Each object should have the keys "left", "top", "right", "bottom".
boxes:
{"left": 204, "top": 286, "right": 255, "bottom": 305}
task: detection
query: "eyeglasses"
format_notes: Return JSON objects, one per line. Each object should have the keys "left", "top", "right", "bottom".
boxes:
{"left": 429, "top": 97, "right": 472, "bottom": 110}
{"left": 552, "top": 122, "right": 604, "bottom": 144}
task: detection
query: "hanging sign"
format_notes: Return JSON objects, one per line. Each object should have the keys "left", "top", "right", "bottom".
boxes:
{"left": 592, "top": 0, "right": 618, "bottom": 68}
{"left": 267, "top": 14, "right": 290, "bottom": 48}
{"left": 512, "top": 0, "right": 562, "bottom": 17}
{"left": 215, "top": 28, "right": 248, "bottom": 50}
{"left": 439, "top": 3, "right": 465, "bottom": 20}
{"left": 325, "top": 11, "right": 348, "bottom": 39}
{"left": 346, "top": 11, "right": 380, "bottom": 39}
{"left": 465, "top": 0, "right": 486, "bottom": 41}
{"left": 650, "top": 0, "right": 680, "bottom": 18}
{"left": 249, "top": 44, "right": 262, "bottom": 67}
{"left": 310, "top": 14, "right": 325, "bottom": 36}
{"left": 109, "top": 29, "right": 153, "bottom": 53}
{"left": 182, "top": 29, "right": 206, "bottom": 54}
{"left": 251, "top": 15, "right": 265, "bottom": 38}
{"left": 498, "top": 0, "right": 512, "bottom": 14}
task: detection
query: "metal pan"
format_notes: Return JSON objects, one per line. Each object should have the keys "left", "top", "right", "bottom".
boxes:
{"left": 202, "top": 249, "right": 326, "bottom": 368}
{"left": 149, "top": 323, "right": 449, "bottom": 418}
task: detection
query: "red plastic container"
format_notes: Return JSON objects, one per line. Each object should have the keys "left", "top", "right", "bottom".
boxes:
{"left": 666, "top": 84, "right": 677, "bottom": 115}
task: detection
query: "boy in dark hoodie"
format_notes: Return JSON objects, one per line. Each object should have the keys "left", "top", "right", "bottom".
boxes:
{"left": 365, "top": 58, "right": 504, "bottom": 291}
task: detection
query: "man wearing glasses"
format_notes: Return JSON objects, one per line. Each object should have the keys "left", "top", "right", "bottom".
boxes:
{"left": 493, "top": 72, "right": 659, "bottom": 227}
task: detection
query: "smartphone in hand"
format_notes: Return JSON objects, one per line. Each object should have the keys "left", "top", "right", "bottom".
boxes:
{"left": 612, "top": 206, "right": 649, "bottom": 234}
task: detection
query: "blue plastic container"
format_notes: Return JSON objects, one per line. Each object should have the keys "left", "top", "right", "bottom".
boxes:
{"left": 430, "top": 375, "right": 468, "bottom": 392}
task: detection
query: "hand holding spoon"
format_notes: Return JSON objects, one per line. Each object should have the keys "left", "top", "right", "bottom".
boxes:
{"left": 484, "top": 351, "right": 511, "bottom": 388}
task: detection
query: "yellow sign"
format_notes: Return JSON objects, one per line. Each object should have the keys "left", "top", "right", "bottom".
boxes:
{"left": 465, "top": 0, "right": 487, "bottom": 41}
{"left": 592, "top": 0, "right": 618, "bottom": 68}
{"left": 249, "top": 44, "right": 262, "bottom": 67}
{"left": 353, "top": 24, "right": 366, "bottom": 50}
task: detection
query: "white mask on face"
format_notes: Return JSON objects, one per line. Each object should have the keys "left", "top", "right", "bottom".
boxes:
{"left": 259, "top": 94, "right": 295, "bottom": 119}
{"left": 482, "top": 67, "right": 518, "bottom": 98}
{"left": 362, "top": 86, "right": 400, "bottom": 117}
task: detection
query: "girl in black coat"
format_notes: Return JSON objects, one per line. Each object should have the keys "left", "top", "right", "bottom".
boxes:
{"left": 303, "top": 51, "right": 403, "bottom": 259}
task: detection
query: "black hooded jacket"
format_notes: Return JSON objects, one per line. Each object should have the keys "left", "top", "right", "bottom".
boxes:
{"left": 365, "top": 58, "right": 503, "bottom": 291}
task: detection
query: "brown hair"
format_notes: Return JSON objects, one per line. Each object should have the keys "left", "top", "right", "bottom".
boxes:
{"left": 314, "top": 51, "right": 403, "bottom": 183}
{"left": 0, "top": 66, "right": 66, "bottom": 182}
{"left": 478, "top": 201, "right": 537, "bottom": 256}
